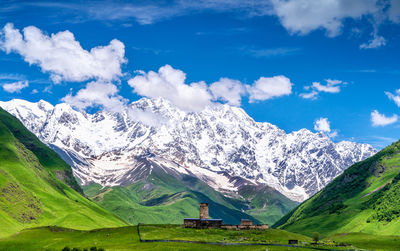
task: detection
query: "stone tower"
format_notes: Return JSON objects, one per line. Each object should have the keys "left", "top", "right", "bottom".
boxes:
{"left": 199, "top": 203, "right": 209, "bottom": 219}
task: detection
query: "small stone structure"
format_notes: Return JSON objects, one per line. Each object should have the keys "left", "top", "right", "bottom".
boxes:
{"left": 184, "top": 203, "right": 268, "bottom": 230}
{"left": 184, "top": 203, "right": 223, "bottom": 229}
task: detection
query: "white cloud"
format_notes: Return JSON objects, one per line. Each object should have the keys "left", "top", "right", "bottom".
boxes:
{"left": 31, "top": 89, "right": 38, "bottom": 94}
{"left": 314, "top": 117, "right": 338, "bottom": 138}
{"left": 128, "top": 65, "right": 212, "bottom": 112}
{"left": 0, "top": 23, "right": 126, "bottom": 83}
{"left": 2, "top": 80, "right": 29, "bottom": 93}
{"left": 209, "top": 78, "right": 246, "bottom": 106}
{"left": 385, "top": 89, "right": 400, "bottom": 107}
{"left": 270, "top": 0, "right": 378, "bottom": 37}
{"left": 62, "top": 81, "right": 126, "bottom": 113}
{"left": 247, "top": 75, "right": 293, "bottom": 102}
{"left": 371, "top": 110, "right": 398, "bottom": 126}
{"left": 128, "top": 64, "right": 293, "bottom": 110}
{"left": 300, "top": 79, "right": 345, "bottom": 99}
{"left": 312, "top": 82, "right": 340, "bottom": 93}
{"left": 299, "top": 90, "right": 318, "bottom": 99}
{"left": 360, "top": 33, "right": 386, "bottom": 49}
{"left": 43, "top": 85, "right": 52, "bottom": 93}
{"left": 0, "top": 73, "right": 26, "bottom": 81}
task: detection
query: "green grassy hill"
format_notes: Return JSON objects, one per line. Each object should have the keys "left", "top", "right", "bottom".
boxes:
{"left": 274, "top": 140, "right": 400, "bottom": 237}
{"left": 83, "top": 164, "right": 297, "bottom": 226}
{"left": 0, "top": 107, "right": 126, "bottom": 238}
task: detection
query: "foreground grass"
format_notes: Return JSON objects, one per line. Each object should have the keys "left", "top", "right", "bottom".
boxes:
{"left": 140, "top": 224, "right": 311, "bottom": 244}
{"left": 0, "top": 225, "right": 321, "bottom": 251}
{"left": 1, "top": 225, "right": 400, "bottom": 250}
{"left": 326, "top": 232, "right": 400, "bottom": 251}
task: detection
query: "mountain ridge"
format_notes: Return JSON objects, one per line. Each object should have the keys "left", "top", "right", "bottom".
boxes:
{"left": 0, "top": 97, "right": 376, "bottom": 202}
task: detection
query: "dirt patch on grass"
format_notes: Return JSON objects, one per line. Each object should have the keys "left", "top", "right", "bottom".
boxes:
{"left": 361, "top": 182, "right": 390, "bottom": 198}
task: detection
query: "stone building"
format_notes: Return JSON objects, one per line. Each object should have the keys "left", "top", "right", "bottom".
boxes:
{"left": 184, "top": 203, "right": 268, "bottom": 230}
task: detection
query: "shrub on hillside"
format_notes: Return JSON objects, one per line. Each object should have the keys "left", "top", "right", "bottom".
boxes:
{"left": 312, "top": 232, "right": 320, "bottom": 243}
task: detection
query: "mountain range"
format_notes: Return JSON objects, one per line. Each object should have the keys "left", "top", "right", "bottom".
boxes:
{"left": 0, "top": 98, "right": 376, "bottom": 224}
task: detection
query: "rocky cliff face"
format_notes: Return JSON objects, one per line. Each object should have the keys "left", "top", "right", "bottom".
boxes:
{"left": 0, "top": 98, "right": 376, "bottom": 202}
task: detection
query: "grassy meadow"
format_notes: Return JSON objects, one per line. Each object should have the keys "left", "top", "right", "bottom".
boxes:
{"left": 0, "top": 225, "right": 326, "bottom": 251}
{"left": 1, "top": 224, "right": 400, "bottom": 250}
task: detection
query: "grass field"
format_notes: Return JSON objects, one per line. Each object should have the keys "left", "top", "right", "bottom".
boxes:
{"left": 326, "top": 232, "right": 400, "bottom": 250}
{"left": 1, "top": 224, "right": 400, "bottom": 250}
{"left": 0, "top": 225, "right": 322, "bottom": 251}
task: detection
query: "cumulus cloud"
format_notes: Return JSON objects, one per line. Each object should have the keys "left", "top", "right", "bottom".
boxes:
{"left": 385, "top": 89, "right": 400, "bottom": 107}
{"left": 247, "top": 76, "right": 293, "bottom": 102}
{"left": 300, "top": 79, "right": 346, "bottom": 99}
{"left": 62, "top": 81, "right": 126, "bottom": 113}
{"left": 209, "top": 78, "right": 246, "bottom": 106}
{"left": 2, "top": 80, "right": 29, "bottom": 93}
{"left": 371, "top": 110, "right": 398, "bottom": 126}
{"left": 0, "top": 23, "right": 126, "bottom": 83}
{"left": 128, "top": 65, "right": 293, "bottom": 111}
{"left": 314, "top": 117, "right": 338, "bottom": 138}
{"left": 128, "top": 65, "right": 212, "bottom": 112}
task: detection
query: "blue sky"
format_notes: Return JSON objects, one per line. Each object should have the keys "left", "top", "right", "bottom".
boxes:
{"left": 0, "top": 0, "right": 399, "bottom": 148}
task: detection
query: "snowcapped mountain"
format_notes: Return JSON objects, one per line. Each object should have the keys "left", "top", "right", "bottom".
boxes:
{"left": 0, "top": 98, "right": 376, "bottom": 202}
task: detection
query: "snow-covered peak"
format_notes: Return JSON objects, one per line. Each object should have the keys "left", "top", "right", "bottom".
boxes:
{"left": 0, "top": 98, "right": 377, "bottom": 202}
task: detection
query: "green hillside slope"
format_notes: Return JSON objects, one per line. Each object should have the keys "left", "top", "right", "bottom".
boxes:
{"left": 274, "top": 140, "right": 400, "bottom": 237}
{"left": 83, "top": 164, "right": 297, "bottom": 226}
{"left": 0, "top": 107, "right": 126, "bottom": 238}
